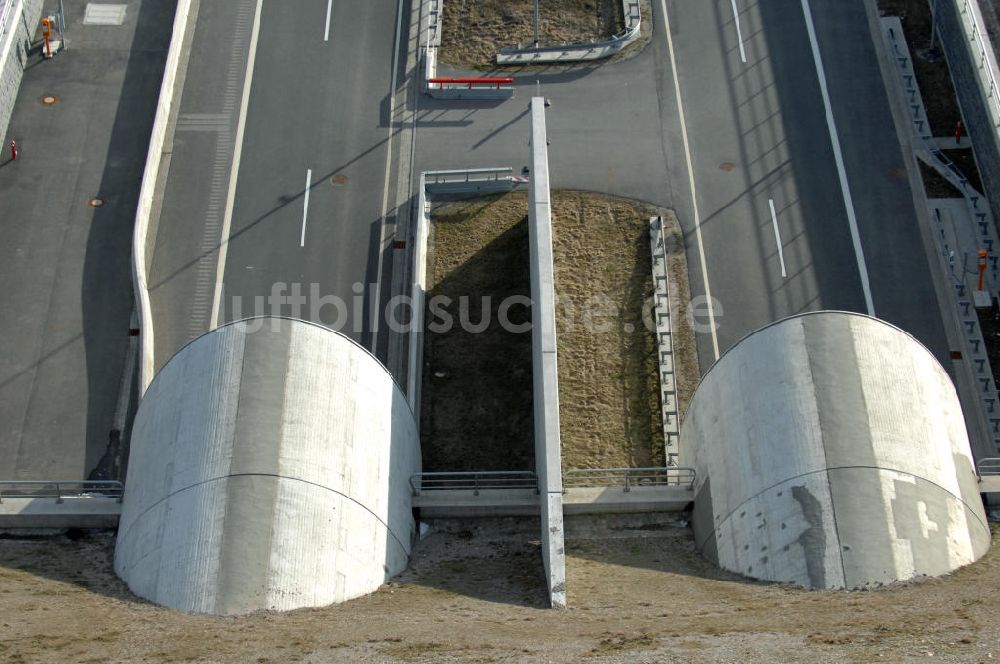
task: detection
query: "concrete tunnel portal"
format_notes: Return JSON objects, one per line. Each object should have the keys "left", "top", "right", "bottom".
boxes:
{"left": 113, "top": 312, "right": 993, "bottom": 614}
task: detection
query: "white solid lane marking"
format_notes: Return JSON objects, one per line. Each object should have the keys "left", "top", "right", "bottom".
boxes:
{"left": 730, "top": 0, "right": 747, "bottom": 63}
{"left": 372, "top": 0, "right": 406, "bottom": 353}
{"left": 769, "top": 198, "right": 787, "bottom": 278}
{"left": 800, "top": 0, "right": 875, "bottom": 315}
{"left": 301, "top": 169, "right": 312, "bottom": 247}
{"left": 659, "top": 0, "right": 721, "bottom": 360}
{"left": 324, "top": 0, "right": 333, "bottom": 41}
{"left": 211, "top": 0, "right": 264, "bottom": 329}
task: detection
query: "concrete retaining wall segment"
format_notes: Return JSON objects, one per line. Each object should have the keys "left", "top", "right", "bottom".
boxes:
{"left": 937, "top": 0, "right": 1000, "bottom": 238}
{"left": 528, "top": 97, "right": 566, "bottom": 608}
{"left": 0, "top": 0, "right": 44, "bottom": 144}
{"left": 132, "top": 0, "right": 194, "bottom": 394}
{"left": 407, "top": 175, "right": 429, "bottom": 416}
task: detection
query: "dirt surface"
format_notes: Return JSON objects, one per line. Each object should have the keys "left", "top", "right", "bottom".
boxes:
{"left": 3, "top": 521, "right": 1000, "bottom": 663}
{"left": 421, "top": 196, "right": 534, "bottom": 472}
{"left": 438, "top": 0, "right": 650, "bottom": 71}
{"left": 550, "top": 191, "right": 662, "bottom": 468}
{"left": 421, "top": 191, "right": 676, "bottom": 472}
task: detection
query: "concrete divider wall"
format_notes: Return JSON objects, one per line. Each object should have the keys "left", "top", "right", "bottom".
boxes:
{"left": 132, "top": 0, "right": 194, "bottom": 393}
{"left": 936, "top": 0, "right": 1000, "bottom": 234}
{"left": 0, "top": 0, "right": 44, "bottom": 143}
{"left": 407, "top": 174, "right": 429, "bottom": 417}
{"left": 528, "top": 97, "right": 566, "bottom": 609}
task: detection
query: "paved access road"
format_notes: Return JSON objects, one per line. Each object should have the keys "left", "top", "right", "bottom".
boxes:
{"left": 667, "top": 0, "right": 948, "bottom": 365}
{"left": 151, "top": 0, "right": 407, "bottom": 371}
{"left": 419, "top": 0, "right": 949, "bottom": 372}
{"left": 0, "top": 0, "right": 172, "bottom": 481}
{"left": 151, "top": 0, "right": 950, "bottom": 382}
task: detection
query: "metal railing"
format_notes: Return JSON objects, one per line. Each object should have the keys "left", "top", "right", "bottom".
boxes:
{"left": 424, "top": 167, "right": 514, "bottom": 186}
{"left": 0, "top": 480, "right": 124, "bottom": 504}
{"left": 563, "top": 467, "right": 696, "bottom": 491}
{"left": 0, "top": 0, "right": 16, "bottom": 41}
{"left": 958, "top": 0, "right": 1000, "bottom": 129}
{"left": 979, "top": 458, "right": 1000, "bottom": 476}
{"left": 410, "top": 471, "right": 538, "bottom": 496}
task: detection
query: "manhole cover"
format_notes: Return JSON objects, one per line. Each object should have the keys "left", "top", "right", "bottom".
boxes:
{"left": 41, "top": 95, "right": 58, "bottom": 105}
{"left": 331, "top": 174, "right": 348, "bottom": 186}
{"left": 719, "top": 162, "right": 736, "bottom": 172}
{"left": 88, "top": 197, "right": 105, "bottom": 208}
{"left": 83, "top": 3, "right": 127, "bottom": 25}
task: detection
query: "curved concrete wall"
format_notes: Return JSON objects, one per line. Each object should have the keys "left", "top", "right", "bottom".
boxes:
{"left": 115, "top": 318, "right": 420, "bottom": 615}
{"left": 684, "top": 312, "right": 990, "bottom": 589}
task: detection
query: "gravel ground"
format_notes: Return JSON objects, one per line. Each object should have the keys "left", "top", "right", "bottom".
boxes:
{"left": 2, "top": 521, "right": 1000, "bottom": 662}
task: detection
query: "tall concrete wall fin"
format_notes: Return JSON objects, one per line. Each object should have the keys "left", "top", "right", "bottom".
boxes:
{"left": 114, "top": 318, "right": 421, "bottom": 615}
{"left": 683, "top": 312, "right": 991, "bottom": 589}
{"left": 528, "top": 97, "right": 566, "bottom": 609}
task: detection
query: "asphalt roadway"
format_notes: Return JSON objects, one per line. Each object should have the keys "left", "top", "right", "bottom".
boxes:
{"left": 0, "top": 0, "right": 171, "bottom": 481}
{"left": 148, "top": 0, "right": 950, "bottom": 383}
{"left": 151, "top": 0, "right": 406, "bottom": 370}
{"left": 422, "top": 0, "right": 949, "bottom": 370}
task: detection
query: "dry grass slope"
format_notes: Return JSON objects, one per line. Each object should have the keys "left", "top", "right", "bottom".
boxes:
{"left": 421, "top": 191, "right": 671, "bottom": 472}
{"left": 439, "top": 0, "right": 629, "bottom": 70}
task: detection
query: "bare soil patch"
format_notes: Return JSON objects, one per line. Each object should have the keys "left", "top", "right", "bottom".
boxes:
{"left": 3, "top": 522, "right": 1000, "bottom": 662}
{"left": 421, "top": 195, "right": 534, "bottom": 472}
{"left": 439, "top": 0, "right": 648, "bottom": 71}
{"left": 550, "top": 191, "right": 662, "bottom": 469}
{"left": 421, "top": 191, "right": 676, "bottom": 472}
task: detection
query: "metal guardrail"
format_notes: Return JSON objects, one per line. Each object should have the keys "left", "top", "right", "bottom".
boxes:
{"left": 0, "top": 480, "right": 124, "bottom": 504}
{"left": 563, "top": 467, "right": 696, "bottom": 491}
{"left": 424, "top": 167, "right": 514, "bottom": 185}
{"left": 410, "top": 471, "right": 538, "bottom": 496}
{"left": 979, "top": 458, "right": 1000, "bottom": 475}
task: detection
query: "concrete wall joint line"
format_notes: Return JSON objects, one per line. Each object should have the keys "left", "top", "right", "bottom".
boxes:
{"left": 703, "top": 464, "right": 991, "bottom": 544}
{"left": 118, "top": 473, "right": 412, "bottom": 556}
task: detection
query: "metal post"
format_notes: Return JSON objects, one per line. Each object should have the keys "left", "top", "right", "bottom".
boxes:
{"left": 534, "top": 0, "right": 539, "bottom": 47}
{"left": 58, "top": 0, "right": 67, "bottom": 50}
{"left": 931, "top": 0, "right": 938, "bottom": 50}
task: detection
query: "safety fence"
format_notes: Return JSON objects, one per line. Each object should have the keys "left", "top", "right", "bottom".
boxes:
{"left": 409, "top": 471, "right": 539, "bottom": 496}
{"left": 979, "top": 457, "right": 1000, "bottom": 475}
{"left": 563, "top": 467, "right": 696, "bottom": 491}
{"left": 0, "top": 0, "right": 15, "bottom": 40}
{"left": 0, "top": 480, "right": 124, "bottom": 503}
{"left": 409, "top": 467, "right": 697, "bottom": 497}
